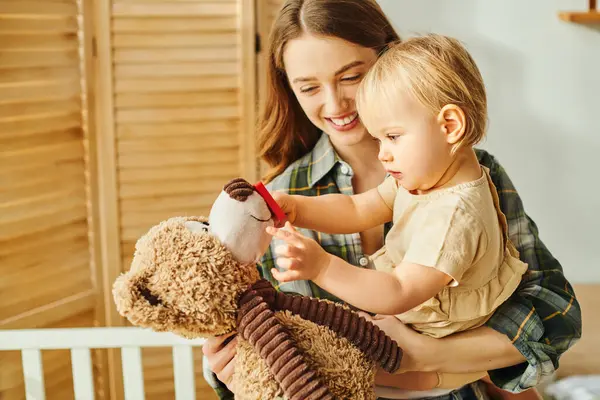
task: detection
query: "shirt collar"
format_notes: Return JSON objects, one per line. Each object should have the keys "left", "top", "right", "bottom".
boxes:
{"left": 308, "top": 133, "right": 341, "bottom": 187}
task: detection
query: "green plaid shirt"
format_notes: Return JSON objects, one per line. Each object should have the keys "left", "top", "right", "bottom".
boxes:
{"left": 206, "top": 133, "right": 581, "bottom": 400}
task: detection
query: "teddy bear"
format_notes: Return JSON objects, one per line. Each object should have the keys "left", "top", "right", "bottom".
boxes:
{"left": 112, "top": 177, "right": 403, "bottom": 400}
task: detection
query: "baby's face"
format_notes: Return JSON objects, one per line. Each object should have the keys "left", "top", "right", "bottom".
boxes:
{"left": 365, "top": 92, "right": 453, "bottom": 193}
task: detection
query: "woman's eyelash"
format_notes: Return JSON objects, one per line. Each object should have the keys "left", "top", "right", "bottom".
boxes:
{"left": 342, "top": 74, "right": 361, "bottom": 81}
{"left": 300, "top": 86, "right": 317, "bottom": 93}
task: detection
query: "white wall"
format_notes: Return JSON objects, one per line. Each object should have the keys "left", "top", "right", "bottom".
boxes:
{"left": 377, "top": 0, "right": 599, "bottom": 283}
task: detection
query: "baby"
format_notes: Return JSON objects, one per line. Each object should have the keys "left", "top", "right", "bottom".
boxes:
{"left": 267, "top": 34, "right": 528, "bottom": 395}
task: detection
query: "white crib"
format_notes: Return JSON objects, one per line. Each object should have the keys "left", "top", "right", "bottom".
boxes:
{"left": 0, "top": 327, "right": 206, "bottom": 400}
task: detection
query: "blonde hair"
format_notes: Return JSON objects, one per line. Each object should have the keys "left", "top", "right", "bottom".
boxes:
{"left": 356, "top": 34, "right": 488, "bottom": 153}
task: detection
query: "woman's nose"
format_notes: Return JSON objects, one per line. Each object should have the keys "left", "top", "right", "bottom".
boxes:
{"left": 323, "top": 86, "right": 349, "bottom": 116}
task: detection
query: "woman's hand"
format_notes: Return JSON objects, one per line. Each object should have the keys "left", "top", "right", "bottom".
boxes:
{"left": 201, "top": 332, "right": 238, "bottom": 391}
{"left": 266, "top": 222, "right": 332, "bottom": 282}
{"left": 271, "top": 192, "right": 297, "bottom": 226}
{"left": 357, "top": 312, "right": 437, "bottom": 373}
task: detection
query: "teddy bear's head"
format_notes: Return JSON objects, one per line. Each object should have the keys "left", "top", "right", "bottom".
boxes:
{"left": 112, "top": 178, "right": 277, "bottom": 338}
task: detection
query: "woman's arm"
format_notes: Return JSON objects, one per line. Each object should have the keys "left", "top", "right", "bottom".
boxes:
{"left": 476, "top": 149, "right": 582, "bottom": 392}
{"left": 366, "top": 315, "right": 525, "bottom": 374}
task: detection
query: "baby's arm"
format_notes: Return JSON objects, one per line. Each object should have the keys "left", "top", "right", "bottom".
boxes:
{"left": 315, "top": 258, "right": 452, "bottom": 315}
{"left": 282, "top": 187, "right": 392, "bottom": 234}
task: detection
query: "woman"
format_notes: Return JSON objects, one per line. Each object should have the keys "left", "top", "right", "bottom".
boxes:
{"left": 202, "top": 1, "right": 581, "bottom": 399}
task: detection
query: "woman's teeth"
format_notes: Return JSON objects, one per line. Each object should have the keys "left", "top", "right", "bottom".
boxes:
{"left": 331, "top": 112, "right": 358, "bottom": 126}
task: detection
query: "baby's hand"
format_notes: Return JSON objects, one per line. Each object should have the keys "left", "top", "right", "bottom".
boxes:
{"left": 266, "top": 222, "right": 331, "bottom": 282}
{"left": 271, "top": 192, "right": 297, "bottom": 226}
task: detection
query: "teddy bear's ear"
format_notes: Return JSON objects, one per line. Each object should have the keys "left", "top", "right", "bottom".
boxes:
{"left": 112, "top": 266, "right": 169, "bottom": 331}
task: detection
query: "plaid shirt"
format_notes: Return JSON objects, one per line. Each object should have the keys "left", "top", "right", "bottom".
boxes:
{"left": 206, "top": 133, "right": 581, "bottom": 400}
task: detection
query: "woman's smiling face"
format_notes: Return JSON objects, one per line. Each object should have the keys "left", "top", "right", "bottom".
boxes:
{"left": 283, "top": 33, "right": 378, "bottom": 148}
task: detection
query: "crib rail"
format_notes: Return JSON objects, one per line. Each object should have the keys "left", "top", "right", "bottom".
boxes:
{"left": 0, "top": 327, "right": 206, "bottom": 400}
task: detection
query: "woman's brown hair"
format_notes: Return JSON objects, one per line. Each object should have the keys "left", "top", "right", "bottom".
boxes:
{"left": 257, "top": 0, "right": 400, "bottom": 183}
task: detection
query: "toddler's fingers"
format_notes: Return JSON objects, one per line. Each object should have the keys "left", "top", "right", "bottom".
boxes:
{"left": 271, "top": 268, "right": 303, "bottom": 283}
{"left": 275, "top": 243, "right": 306, "bottom": 259}
{"left": 267, "top": 226, "right": 304, "bottom": 246}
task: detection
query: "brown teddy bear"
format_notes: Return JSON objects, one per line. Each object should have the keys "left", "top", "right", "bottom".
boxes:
{"left": 112, "top": 178, "right": 403, "bottom": 400}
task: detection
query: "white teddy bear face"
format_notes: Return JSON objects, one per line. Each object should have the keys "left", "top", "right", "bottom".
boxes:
{"left": 207, "top": 179, "right": 275, "bottom": 265}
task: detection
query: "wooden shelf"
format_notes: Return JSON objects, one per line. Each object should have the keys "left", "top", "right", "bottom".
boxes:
{"left": 559, "top": 11, "right": 600, "bottom": 23}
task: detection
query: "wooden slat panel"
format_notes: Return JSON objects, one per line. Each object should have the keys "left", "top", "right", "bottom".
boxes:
{"left": 0, "top": 112, "right": 81, "bottom": 139}
{"left": 0, "top": 34, "right": 79, "bottom": 51}
{"left": 0, "top": 1, "right": 78, "bottom": 16}
{"left": 0, "top": 161, "right": 85, "bottom": 197}
{"left": 0, "top": 204, "right": 87, "bottom": 242}
{"left": 0, "top": 82, "right": 80, "bottom": 104}
{"left": 120, "top": 210, "right": 211, "bottom": 241}
{"left": 0, "top": 13, "right": 93, "bottom": 398}
{"left": 114, "top": 61, "right": 238, "bottom": 77}
{"left": 118, "top": 135, "right": 237, "bottom": 153}
{"left": 120, "top": 206, "right": 222, "bottom": 228}
{"left": 0, "top": 220, "right": 87, "bottom": 258}
{"left": 0, "top": 50, "right": 80, "bottom": 68}
{"left": 118, "top": 177, "right": 226, "bottom": 198}
{"left": 115, "top": 76, "right": 238, "bottom": 93}
{"left": 107, "top": 2, "right": 253, "bottom": 397}
{"left": 0, "top": 127, "right": 82, "bottom": 151}
{"left": 117, "top": 148, "right": 237, "bottom": 168}
{"left": 0, "top": 291, "right": 95, "bottom": 329}
{"left": 0, "top": 184, "right": 85, "bottom": 225}
{"left": 117, "top": 119, "right": 239, "bottom": 138}
{"left": 114, "top": 48, "right": 237, "bottom": 63}
{"left": 116, "top": 105, "right": 238, "bottom": 123}
{"left": 0, "top": 140, "right": 83, "bottom": 168}
{"left": 119, "top": 163, "right": 239, "bottom": 183}
{"left": 113, "top": 33, "right": 237, "bottom": 48}
{"left": 115, "top": 90, "right": 237, "bottom": 108}
{"left": 113, "top": 17, "right": 237, "bottom": 33}
{"left": 1, "top": 260, "right": 91, "bottom": 320}
{"left": 115, "top": 0, "right": 235, "bottom": 2}
{"left": 120, "top": 195, "right": 216, "bottom": 220}
{"left": 1, "top": 242, "right": 88, "bottom": 285}
{"left": 0, "top": 98, "right": 80, "bottom": 121}
{"left": 0, "top": 18, "right": 78, "bottom": 34}
{"left": 0, "top": 67, "right": 80, "bottom": 84}
{"left": 113, "top": 3, "right": 237, "bottom": 17}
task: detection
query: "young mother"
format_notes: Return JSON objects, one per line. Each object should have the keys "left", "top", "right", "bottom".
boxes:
{"left": 203, "top": 1, "right": 581, "bottom": 399}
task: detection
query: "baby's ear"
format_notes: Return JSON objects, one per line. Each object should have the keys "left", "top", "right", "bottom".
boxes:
{"left": 437, "top": 104, "right": 466, "bottom": 144}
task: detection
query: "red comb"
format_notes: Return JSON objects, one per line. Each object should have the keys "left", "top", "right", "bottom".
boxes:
{"left": 254, "top": 182, "right": 287, "bottom": 225}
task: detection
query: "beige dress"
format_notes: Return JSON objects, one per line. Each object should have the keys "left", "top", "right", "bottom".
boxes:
{"left": 371, "top": 166, "right": 528, "bottom": 338}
